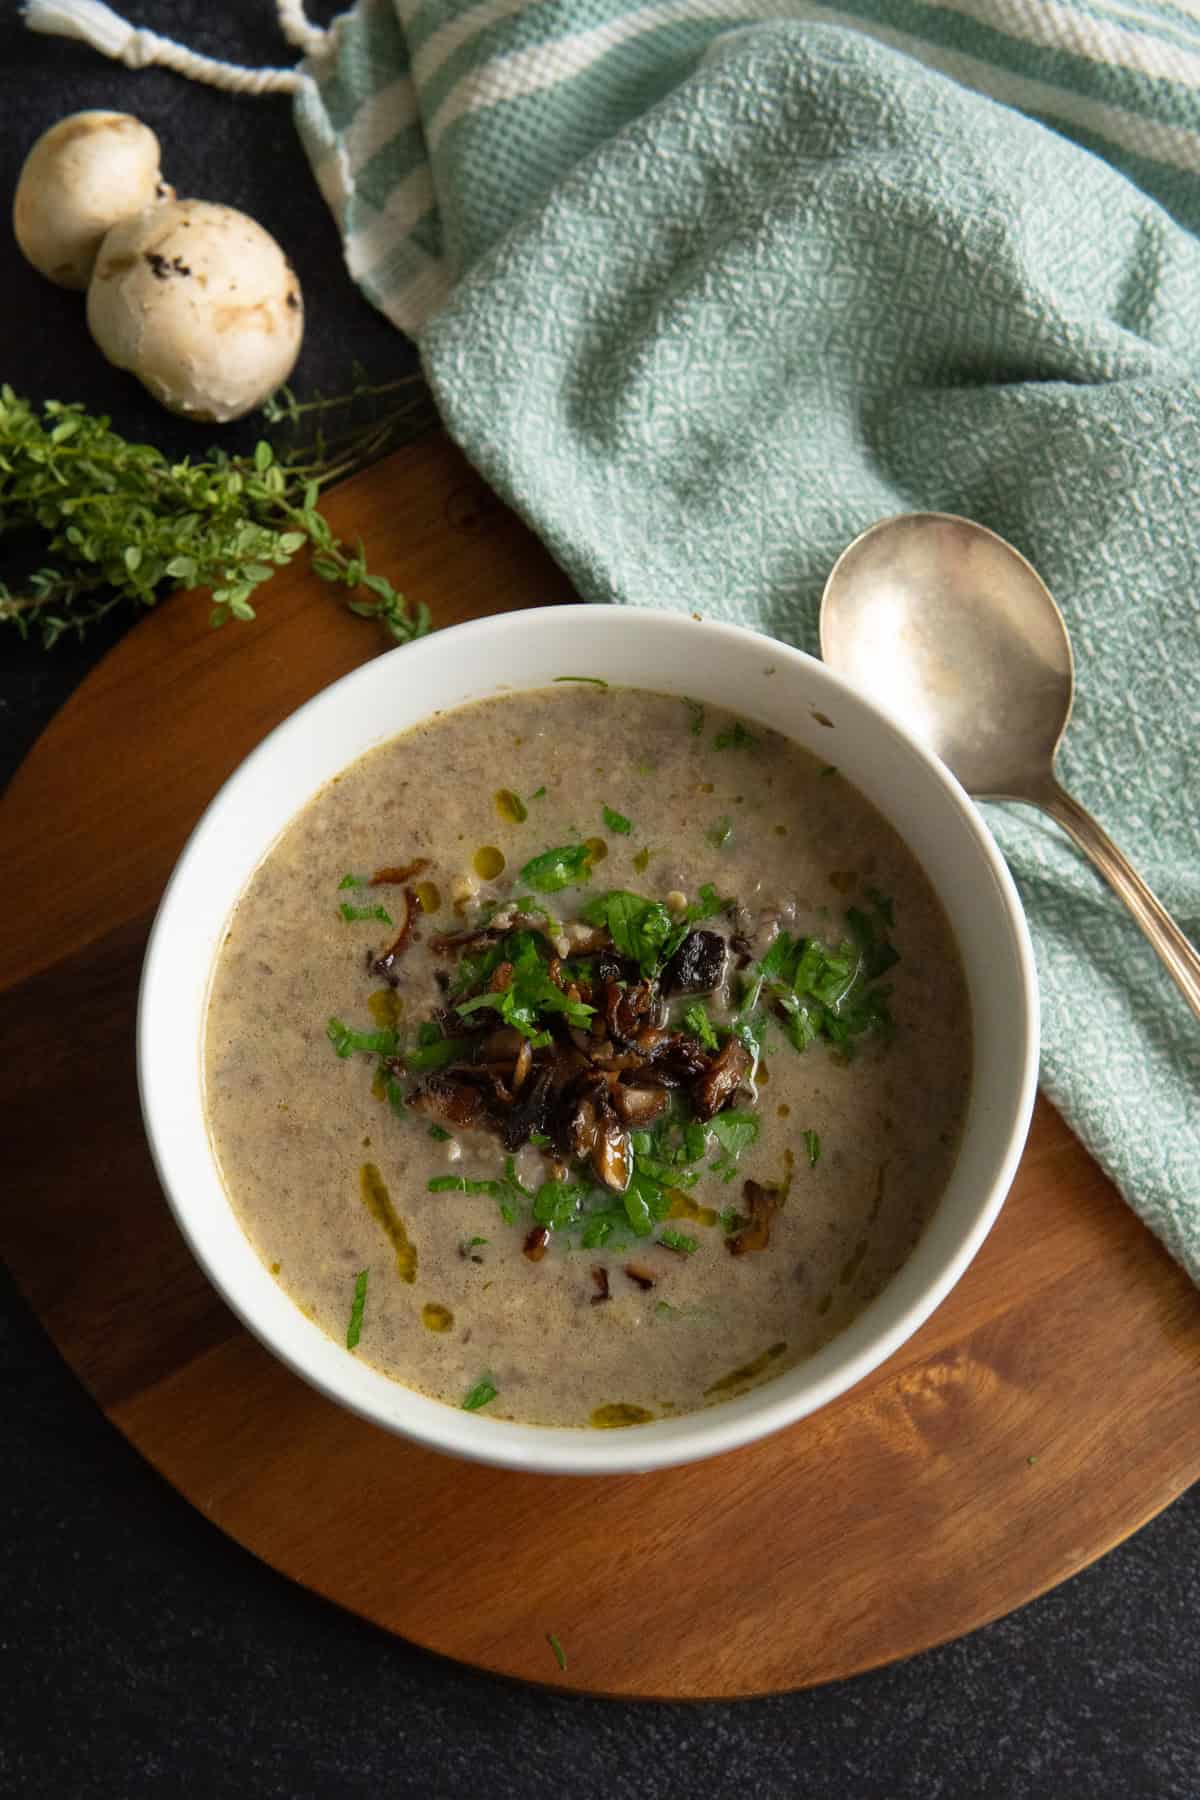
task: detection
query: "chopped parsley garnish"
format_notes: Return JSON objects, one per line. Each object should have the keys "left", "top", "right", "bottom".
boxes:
{"left": 803, "top": 1129, "right": 821, "bottom": 1167}
{"left": 683, "top": 696, "right": 704, "bottom": 736}
{"left": 337, "top": 873, "right": 365, "bottom": 889}
{"left": 405, "top": 1030, "right": 476, "bottom": 1072}
{"left": 708, "top": 1110, "right": 759, "bottom": 1179}
{"left": 609, "top": 1121, "right": 715, "bottom": 1238}
{"left": 658, "top": 1229, "right": 698, "bottom": 1254}
{"left": 451, "top": 931, "right": 517, "bottom": 996}
{"left": 326, "top": 1017, "right": 401, "bottom": 1059}
{"left": 682, "top": 1120, "right": 710, "bottom": 1163}
{"left": 740, "top": 912, "right": 898, "bottom": 1057}
{"left": 707, "top": 815, "right": 732, "bottom": 850}
{"left": 846, "top": 902, "right": 900, "bottom": 981}
{"left": 620, "top": 1175, "right": 658, "bottom": 1237}
{"left": 428, "top": 1124, "right": 451, "bottom": 1141}
{"left": 462, "top": 1236, "right": 489, "bottom": 1250}
{"left": 429, "top": 1161, "right": 531, "bottom": 1226}
{"left": 579, "top": 1208, "right": 630, "bottom": 1249}
{"left": 517, "top": 843, "right": 594, "bottom": 893}
{"left": 462, "top": 1377, "right": 498, "bottom": 1411}
{"left": 546, "top": 1632, "right": 568, "bottom": 1671}
{"left": 455, "top": 929, "right": 594, "bottom": 1040}
{"left": 720, "top": 1207, "right": 748, "bottom": 1235}
{"left": 533, "top": 1180, "right": 588, "bottom": 1229}
{"left": 345, "top": 1268, "right": 368, "bottom": 1349}
{"left": 682, "top": 1002, "right": 719, "bottom": 1051}
{"left": 685, "top": 882, "right": 726, "bottom": 922}
{"left": 504, "top": 1156, "right": 534, "bottom": 1200}
{"left": 794, "top": 938, "right": 860, "bottom": 1008}
{"left": 553, "top": 675, "right": 608, "bottom": 688}
{"left": 339, "top": 901, "right": 393, "bottom": 924}
{"left": 756, "top": 932, "right": 795, "bottom": 985}
{"left": 709, "top": 1112, "right": 759, "bottom": 1156}
{"left": 713, "top": 719, "right": 758, "bottom": 751}
{"left": 602, "top": 803, "right": 632, "bottom": 836}
{"left": 588, "top": 886, "right": 724, "bottom": 975}
{"left": 581, "top": 889, "right": 676, "bottom": 977}
{"left": 632, "top": 1152, "right": 697, "bottom": 1190}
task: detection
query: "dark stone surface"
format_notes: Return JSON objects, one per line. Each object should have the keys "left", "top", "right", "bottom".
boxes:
{"left": 1, "top": 6, "right": 1196, "bottom": 1795}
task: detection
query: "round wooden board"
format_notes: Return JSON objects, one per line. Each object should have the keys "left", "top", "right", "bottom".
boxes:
{"left": 2, "top": 432, "right": 1197, "bottom": 1701}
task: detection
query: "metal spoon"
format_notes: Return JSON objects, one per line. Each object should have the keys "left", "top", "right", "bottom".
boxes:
{"left": 820, "top": 511, "right": 1200, "bottom": 1020}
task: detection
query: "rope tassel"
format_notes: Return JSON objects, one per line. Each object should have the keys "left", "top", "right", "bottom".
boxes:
{"left": 22, "top": 0, "right": 326, "bottom": 95}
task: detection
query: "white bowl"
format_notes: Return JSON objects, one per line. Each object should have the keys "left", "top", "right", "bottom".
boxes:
{"left": 138, "top": 606, "right": 1038, "bottom": 1475}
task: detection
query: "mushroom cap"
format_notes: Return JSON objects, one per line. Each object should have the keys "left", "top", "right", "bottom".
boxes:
{"left": 86, "top": 199, "right": 304, "bottom": 423}
{"left": 13, "top": 111, "right": 168, "bottom": 290}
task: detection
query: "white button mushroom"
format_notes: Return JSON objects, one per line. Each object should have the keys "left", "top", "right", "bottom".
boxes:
{"left": 86, "top": 199, "right": 304, "bottom": 423}
{"left": 13, "top": 111, "right": 171, "bottom": 290}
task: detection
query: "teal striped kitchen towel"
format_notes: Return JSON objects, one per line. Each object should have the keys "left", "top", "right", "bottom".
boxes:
{"left": 294, "top": 2, "right": 1200, "bottom": 1278}
{"left": 295, "top": 0, "right": 1200, "bottom": 335}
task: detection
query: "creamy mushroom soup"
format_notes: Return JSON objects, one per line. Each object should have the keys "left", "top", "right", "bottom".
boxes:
{"left": 204, "top": 685, "right": 970, "bottom": 1427}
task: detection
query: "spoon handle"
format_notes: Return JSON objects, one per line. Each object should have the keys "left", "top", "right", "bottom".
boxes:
{"left": 1036, "top": 780, "right": 1200, "bottom": 1022}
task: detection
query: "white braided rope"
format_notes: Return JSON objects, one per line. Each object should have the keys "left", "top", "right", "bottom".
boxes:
{"left": 22, "top": 0, "right": 317, "bottom": 95}
{"left": 275, "top": 0, "right": 330, "bottom": 58}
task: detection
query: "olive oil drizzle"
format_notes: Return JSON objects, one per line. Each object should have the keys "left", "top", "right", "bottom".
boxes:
{"left": 667, "top": 1191, "right": 719, "bottom": 1228}
{"left": 591, "top": 1402, "right": 655, "bottom": 1428}
{"left": 359, "top": 1162, "right": 417, "bottom": 1283}
{"left": 704, "top": 1341, "right": 787, "bottom": 1396}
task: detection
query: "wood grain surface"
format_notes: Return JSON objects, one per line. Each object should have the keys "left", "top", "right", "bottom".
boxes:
{"left": 1, "top": 431, "right": 1197, "bottom": 1700}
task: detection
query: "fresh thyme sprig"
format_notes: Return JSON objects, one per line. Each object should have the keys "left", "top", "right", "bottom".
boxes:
{"left": 260, "top": 368, "right": 435, "bottom": 482}
{"left": 0, "top": 375, "right": 435, "bottom": 649}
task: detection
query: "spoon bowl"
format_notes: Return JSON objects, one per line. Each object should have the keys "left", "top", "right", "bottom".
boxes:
{"left": 820, "top": 512, "right": 1200, "bottom": 1019}
{"left": 821, "top": 513, "right": 1074, "bottom": 798}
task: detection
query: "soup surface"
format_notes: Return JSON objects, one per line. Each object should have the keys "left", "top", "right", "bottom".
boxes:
{"left": 204, "top": 684, "right": 970, "bottom": 1427}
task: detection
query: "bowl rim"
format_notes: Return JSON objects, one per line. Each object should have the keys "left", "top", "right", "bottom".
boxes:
{"left": 138, "top": 604, "right": 1039, "bottom": 1476}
